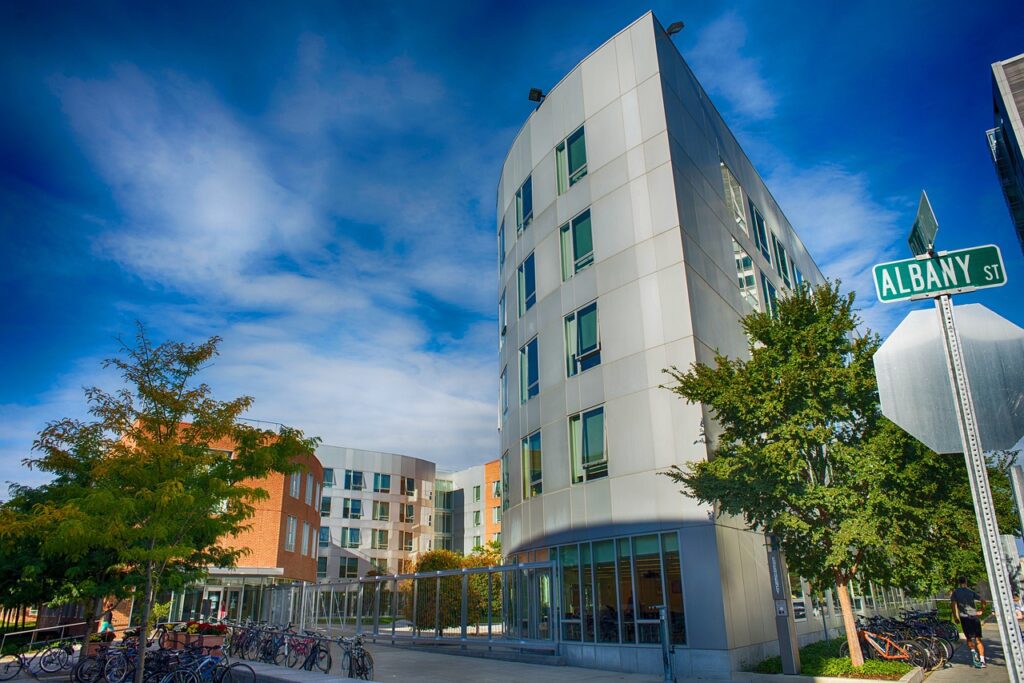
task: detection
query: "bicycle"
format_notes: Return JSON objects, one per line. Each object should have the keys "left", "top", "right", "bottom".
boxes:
{"left": 337, "top": 635, "right": 373, "bottom": 681}
{"left": 839, "top": 627, "right": 930, "bottom": 669}
{"left": 0, "top": 639, "right": 75, "bottom": 681}
{"left": 294, "top": 635, "right": 331, "bottom": 673}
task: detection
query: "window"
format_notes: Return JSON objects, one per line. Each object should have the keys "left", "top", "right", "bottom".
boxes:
{"left": 564, "top": 301, "right": 600, "bottom": 376}
{"left": 490, "top": 480, "right": 501, "bottom": 498}
{"left": 300, "top": 522, "right": 310, "bottom": 556}
{"left": 499, "top": 291, "right": 507, "bottom": 350}
{"left": 289, "top": 472, "right": 301, "bottom": 498}
{"left": 519, "top": 337, "right": 539, "bottom": 402}
{"left": 732, "top": 239, "right": 760, "bottom": 311}
{"left": 373, "top": 500, "right": 390, "bottom": 522}
{"left": 748, "top": 199, "right": 772, "bottom": 263}
{"left": 373, "top": 473, "right": 391, "bottom": 493}
{"left": 305, "top": 473, "right": 314, "bottom": 504}
{"left": 570, "top": 406, "right": 607, "bottom": 483}
{"left": 500, "top": 368, "right": 508, "bottom": 415}
{"left": 556, "top": 126, "right": 588, "bottom": 194}
{"left": 473, "top": 535, "right": 482, "bottom": 549}
{"left": 761, "top": 273, "right": 779, "bottom": 318}
{"left": 559, "top": 209, "right": 594, "bottom": 280}
{"left": 492, "top": 506, "right": 501, "bottom": 523}
{"left": 314, "top": 484, "right": 322, "bottom": 511}
{"left": 473, "top": 485, "right": 481, "bottom": 502}
{"left": 344, "top": 470, "right": 364, "bottom": 490}
{"left": 517, "top": 253, "right": 536, "bottom": 315}
{"left": 401, "top": 476, "right": 416, "bottom": 496}
{"left": 316, "top": 557, "right": 328, "bottom": 579}
{"left": 793, "top": 267, "right": 804, "bottom": 287}
{"left": 341, "top": 528, "right": 361, "bottom": 549}
{"left": 323, "top": 468, "right": 334, "bottom": 487}
{"left": 501, "top": 451, "right": 510, "bottom": 510}
{"left": 521, "top": 431, "right": 542, "bottom": 498}
{"left": 498, "top": 219, "right": 506, "bottom": 270}
{"left": 473, "top": 510, "right": 482, "bottom": 527}
{"left": 285, "top": 515, "right": 297, "bottom": 551}
{"left": 343, "top": 498, "right": 363, "bottom": 519}
{"left": 400, "top": 531, "right": 413, "bottom": 551}
{"left": 320, "top": 496, "right": 332, "bottom": 517}
{"left": 372, "top": 529, "right": 389, "bottom": 550}
{"left": 399, "top": 503, "right": 415, "bottom": 524}
{"left": 319, "top": 526, "right": 330, "bottom": 547}
{"left": 721, "top": 163, "right": 749, "bottom": 236}
{"left": 771, "top": 233, "right": 792, "bottom": 288}
{"left": 516, "top": 176, "right": 533, "bottom": 231}
{"left": 340, "top": 557, "right": 359, "bottom": 578}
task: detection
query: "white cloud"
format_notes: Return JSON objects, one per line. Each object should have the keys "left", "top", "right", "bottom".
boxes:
{"left": 687, "top": 13, "right": 777, "bottom": 121}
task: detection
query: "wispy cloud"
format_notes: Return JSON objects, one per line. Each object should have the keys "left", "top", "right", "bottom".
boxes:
{"left": 687, "top": 12, "right": 777, "bottom": 121}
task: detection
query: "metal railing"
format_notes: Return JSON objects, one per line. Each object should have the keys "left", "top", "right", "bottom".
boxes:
{"left": 0, "top": 621, "right": 88, "bottom": 654}
{"left": 262, "top": 561, "right": 556, "bottom": 651}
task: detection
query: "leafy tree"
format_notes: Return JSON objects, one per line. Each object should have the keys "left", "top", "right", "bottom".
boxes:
{"left": 413, "top": 550, "right": 464, "bottom": 631}
{"left": 659, "top": 282, "right": 994, "bottom": 666}
{"left": 464, "top": 540, "right": 502, "bottom": 625}
{"left": 7, "top": 328, "right": 318, "bottom": 683}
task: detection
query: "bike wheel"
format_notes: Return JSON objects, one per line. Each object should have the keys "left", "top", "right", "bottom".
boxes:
{"left": 272, "top": 644, "right": 287, "bottom": 666}
{"left": 355, "top": 651, "right": 373, "bottom": 681}
{"left": 897, "top": 640, "right": 929, "bottom": 669}
{"left": 169, "top": 669, "right": 199, "bottom": 683}
{"left": 104, "top": 654, "right": 130, "bottom": 683}
{"left": 40, "top": 645, "right": 65, "bottom": 673}
{"left": 0, "top": 655, "right": 23, "bottom": 682}
{"left": 74, "top": 656, "right": 103, "bottom": 683}
{"left": 286, "top": 648, "right": 301, "bottom": 668}
{"left": 315, "top": 645, "right": 331, "bottom": 674}
{"left": 341, "top": 651, "right": 352, "bottom": 677}
{"left": 226, "top": 663, "right": 255, "bottom": 683}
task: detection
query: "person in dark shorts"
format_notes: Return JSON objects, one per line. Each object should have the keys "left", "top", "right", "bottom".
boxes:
{"left": 951, "top": 577, "right": 986, "bottom": 668}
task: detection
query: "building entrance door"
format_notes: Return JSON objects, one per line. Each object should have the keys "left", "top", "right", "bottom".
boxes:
{"left": 204, "top": 589, "right": 221, "bottom": 621}
{"left": 224, "top": 588, "right": 241, "bottom": 621}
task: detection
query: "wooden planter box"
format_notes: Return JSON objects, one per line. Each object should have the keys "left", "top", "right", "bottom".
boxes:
{"left": 173, "top": 633, "right": 225, "bottom": 656}
{"left": 84, "top": 642, "right": 107, "bottom": 657}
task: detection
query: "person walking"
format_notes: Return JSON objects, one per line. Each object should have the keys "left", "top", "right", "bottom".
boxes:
{"left": 98, "top": 603, "right": 116, "bottom": 642}
{"left": 951, "top": 577, "right": 987, "bottom": 669}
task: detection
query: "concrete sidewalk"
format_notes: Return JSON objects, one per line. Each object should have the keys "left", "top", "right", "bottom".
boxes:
{"left": 924, "top": 620, "right": 1008, "bottom": 682}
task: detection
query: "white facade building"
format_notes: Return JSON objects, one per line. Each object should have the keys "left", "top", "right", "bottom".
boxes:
{"left": 496, "top": 12, "right": 848, "bottom": 678}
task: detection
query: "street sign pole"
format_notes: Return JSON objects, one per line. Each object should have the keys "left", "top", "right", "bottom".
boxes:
{"left": 936, "top": 293, "right": 1024, "bottom": 682}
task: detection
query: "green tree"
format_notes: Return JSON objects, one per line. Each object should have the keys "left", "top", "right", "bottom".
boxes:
{"left": 661, "top": 282, "right": 970, "bottom": 666}
{"left": 464, "top": 540, "right": 502, "bottom": 625}
{"left": 8, "top": 329, "right": 318, "bottom": 683}
{"left": 413, "top": 550, "right": 464, "bottom": 631}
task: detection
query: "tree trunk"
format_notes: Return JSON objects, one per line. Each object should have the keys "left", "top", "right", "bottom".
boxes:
{"left": 133, "top": 562, "right": 155, "bottom": 683}
{"left": 835, "top": 579, "right": 864, "bottom": 666}
{"left": 83, "top": 596, "right": 103, "bottom": 649}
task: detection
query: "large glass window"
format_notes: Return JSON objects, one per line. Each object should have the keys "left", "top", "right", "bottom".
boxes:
{"left": 560, "top": 545, "right": 582, "bottom": 641}
{"left": 373, "top": 473, "right": 391, "bottom": 493}
{"left": 344, "top": 470, "right": 364, "bottom": 490}
{"left": 748, "top": 199, "right": 772, "bottom": 263}
{"left": 399, "top": 503, "right": 415, "bottom": 524}
{"left": 316, "top": 557, "right": 328, "bottom": 579}
{"left": 342, "top": 528, "right": 360, "bottom": 549}
{"left": 519, "top": 337, "right": 539, "bottom": 402}
{"left": 662, "top": 533, "right": 685, "bottom": 644}
{"left": 322, "top": 468, "right": 334, "bottom": 487}
{"left": 617, "top": 538, "right": 636, "bottom": 643}
{"left": 721, "top": 163, "right": 748, "bottom": 236}
{"left": 771, "top": 233, "right": 792, "bottom": 288}
{"left": 559, "top": 209, "right": 593, "bottom": 280}
{"left": 516, "top": 176, "right": 533, "bottom": 231}
{"left": 570, "top": 406, "right": 607, "bottom": 483}
{"left": 342, "top": 498, "right": 362, "bottom": 519}
{"left": 594, "top": 540, "right": 617, "bottom": 643}
{"left": 521, "top": 431, "right": 542, "bottom": 498}
{"left": 401, "top": 476, "right": 416, "bottom": 496}
{"left": 320, "top": 496, "right": 332, "bottom": 517}
{"left": 400, "top": 531, "right": 413, "bottom": 551}
{"left": 761, "top": 273, "right": 779, "bottom": 318}
{"left": 372, "top": 529, "right": 389, "bottom": 550}
{"left": 517, "top": 253, "right": 536, "bottom": 315}
{"left": 319, "top": 526, "right": 330, "bottom": 548}
{"left": 565, "top": 302, "right": 600, "bottom": 376}
{"left": 632, "top": 535, "right": 663, "bottom": 644}
{"left": 556, "top": 126, "right": 588, "bottom": 194}
{"left": 732, "top": 239, "right": 760, "bottom": 311}
{"left": 340, "top": 557, "right": 359, "bottom": 578}
{"left": 373, "top": 500, "right": 390, "bottom": 522}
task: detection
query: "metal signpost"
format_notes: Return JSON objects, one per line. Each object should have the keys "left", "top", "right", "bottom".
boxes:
{"left": 874, "top": 194, "right": 1024, "bottom": 682}
{"left": 766, "top": 535, "right": 800, "bottom": 675}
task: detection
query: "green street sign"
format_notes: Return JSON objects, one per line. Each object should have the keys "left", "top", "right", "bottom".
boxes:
{"left": 908, "top": 191, "right": 938, "bottom": 257}
{"left": 873, "top": 244, "right": 1007, "bottom": 303}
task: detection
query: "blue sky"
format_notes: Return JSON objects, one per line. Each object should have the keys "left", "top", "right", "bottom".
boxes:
{"left": 2, "top": 1, "right": 1023, "bottom": 490}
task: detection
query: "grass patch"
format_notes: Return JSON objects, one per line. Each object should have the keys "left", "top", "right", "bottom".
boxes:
{"left": 751, "top": 638, "right": 914, "bottom": 680}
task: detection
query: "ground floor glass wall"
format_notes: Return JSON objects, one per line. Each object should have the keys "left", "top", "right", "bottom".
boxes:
{"left": 170, "top": 576, "right": 294, "bottom": 623}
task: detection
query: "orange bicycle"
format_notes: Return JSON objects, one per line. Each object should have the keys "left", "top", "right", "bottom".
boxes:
{"left": 839, "top": 627, "right": 930, "bottom": 668}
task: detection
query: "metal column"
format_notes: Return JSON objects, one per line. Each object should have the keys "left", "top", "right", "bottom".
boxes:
{"left": 937, "top": 294, "right": 1024, "bottom": 683}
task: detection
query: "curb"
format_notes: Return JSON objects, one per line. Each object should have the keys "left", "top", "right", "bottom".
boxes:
{"left": 732, "top": 667, "right": 923, "bottom": 683}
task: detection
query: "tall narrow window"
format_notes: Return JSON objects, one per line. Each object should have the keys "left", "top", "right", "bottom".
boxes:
{"left": 402, "top": 476, "right": 416, "bottom": 496}
{"left": 305, "top": 473, "right": 314, "bottom": 504}
{"left": 748, "top": 199, "right": 772, "bottom": 263}
{"left": 373, "top": 500, "right": 390, "bottom": 522}
{"left": 556, "top": 126, "right": 588, "bottom": 194}
{"left": 732, "top": 239, "right": 759, "bottom": 311}
{"left": 501, "top": 451, "right": 510, "bottom": 510}
{"left": 373, "top": 472, "right": 391, "bottom": 493}
{"left": 559, "top": 209, "right": 594, "bottom": 280}
{"left": 516, "top": 176, "right": 533, "bottom": 231}
{"left": 570, "top": 406, "right": 607, "bottom": 483}
{"left": 721, "top": 163, "right": 748, "bottom": 236}
{"left": 319, "top": 526, "right": 330, "bottom": 548}
{"left": 499, "top": 291, "right": 506, "bottom": 349}
{"left": 793, "top": 267, "right": 804, "bottom": 287}
{"left": 285, "top": 515, "right": 297, "bottom": 551}
{"left": 473, "top": 510, "right": 482, "bottom": 526}
{"left": 498, "top": 219, "right": 506, "bottom": 270}
{"left": 517, "top": 253, "right": 536, "bottom": 315}
{"left": 492, "top": 506, "right": 501, "bottom": 523}
{"left": 565, "top": 301, "right": 600, "bottom": 376}
{"left": 400, "top": 531, "right": 413, "bottom": 551}
{"left": 521, "top": 431, "right": 542, "bottom": 498}
{"left": 317, "top": 557, "right": 328, "bottom": 579}
{"left": 473, "top": 485, "right": 481, "bottom": 502}
{"left": 519, "top": 337, "right": 539, "bottom": 402}
{"left": 301, "top": 522, "right": 310, "bottom": 556}
{"left": 771, "top": 233, "right": 792, "bottom": 288}
{"left": 320, "top": 496, "right": 332, "bottom": 517}
{"left": 500, "top": 367, "right": 508, "bottom": 415}
{"left": 323, "top": 468, "right": 334, "bottom": 487}
{"left": 761, "top": 273, "right": 779, "bottom": 318}
{"left": 289, "top": 472, "right": 301, "bottom": 498}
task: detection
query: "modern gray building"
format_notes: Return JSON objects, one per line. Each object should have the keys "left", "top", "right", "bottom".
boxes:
{"left": 988, "top": 52, "right": 1024, "bottom": 254}
{"left": 495, "top": 12, "right": 859, "bottom": 678}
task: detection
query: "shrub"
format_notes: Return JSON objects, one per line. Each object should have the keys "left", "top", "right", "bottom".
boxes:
{"left": 751, "top": 638, "right": 913, "bottom": 680}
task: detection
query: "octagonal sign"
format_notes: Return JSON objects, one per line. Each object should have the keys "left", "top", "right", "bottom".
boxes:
{"left": 874, "top": 303, "right": 1024, "bottom": 454}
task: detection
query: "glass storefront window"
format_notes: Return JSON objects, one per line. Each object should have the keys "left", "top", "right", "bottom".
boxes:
{"left": 560, "top": 545, "right": 582, "bottom": 641}
{"left": 617, "top": 538, "right": 636, "bottom": 644}
{"left": 581, "top": 543, "right": 594, "bottom": 642}
{"left": 662, "top": 533, "right": 685, "bottom": 644}
{"left": 632, "top": 534, "right": 662, "bottom": 644}
{"left": 593, "top": 540, "right": 617, "bottom": 643}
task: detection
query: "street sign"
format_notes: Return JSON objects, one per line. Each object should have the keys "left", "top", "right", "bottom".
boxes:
{"left": 873, "top": 244, "right": 1006, "bottom": 303}
{"left": 907, "top": 191, "right": 938, "bottom": 256}
{"left": 874, "top": 304, "right": 1024, "bottom": 454}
